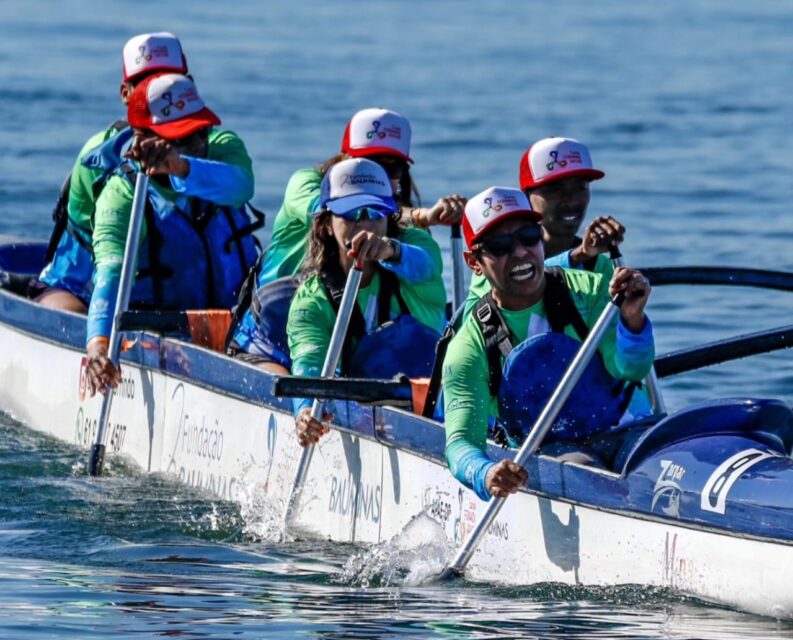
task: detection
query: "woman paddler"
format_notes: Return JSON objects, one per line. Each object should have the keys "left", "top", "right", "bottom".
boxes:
{"left": 288, "top": 158, "right": 447, "bottom": 447}
{"left": 443, "top": 186, "right": 655, "bottom": 501}
{"left": 227, "top": 108, "right": 465, "bottom": 373}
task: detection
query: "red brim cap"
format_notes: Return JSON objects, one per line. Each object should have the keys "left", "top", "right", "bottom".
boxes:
{"left": 347, "top": 145, "right": 414, "bottom": 164}
{"left": 521, "top": 167, "right": 605, "bottom": 190}
{"left": 146, "top": 107, "right": 220, "bottom": 140}
{"left": 463, "top": 209, "right": 543, "bottom": 249}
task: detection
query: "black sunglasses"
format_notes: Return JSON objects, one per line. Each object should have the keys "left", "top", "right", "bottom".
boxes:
{"left": 472, "top": 224, "right": 543, "bottom": 258}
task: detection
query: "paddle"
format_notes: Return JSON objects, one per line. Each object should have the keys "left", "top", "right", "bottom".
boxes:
{"left": 609, "top": 247, "right": 667, "bottom": 415}
{"left": 282, "top": 258, "right": 364, "bottom": 527}
{"left": 437, "top": 291, "right": 625, "bottom": 581}
{"left": 88, "top": 172, "right": 149, "bottom": 476}
{"left": 450, "top": 224, "right": 466, "bottom": 312}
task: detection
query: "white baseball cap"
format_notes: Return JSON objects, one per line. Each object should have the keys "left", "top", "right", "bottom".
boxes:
{"left": 463, "top": 186, "right": 542, "bottom": 249}
{"left": 341, "top": 108, "right": 413, "bottom": 163}
{"left": 519, "top": 137, "right": 605, "bottom": 190}
{"left": 122, "top": 32, "right": 188, "bottom": 82}
{"left": 320, "top": 158, "right": 398, "bottom": 214}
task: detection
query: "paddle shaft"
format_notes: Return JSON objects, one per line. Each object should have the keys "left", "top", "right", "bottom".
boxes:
{"left": 440, "top": 294, "right": 623, "bottom": 580}
{"left": 88, "top": 172, "right": 149, "bottom": 476}
{"left": 283, "top": 262, "right": 363, "bottom": 527}
{"left": 610, "top": 247, "right": 666, "bottom": 415}
{"left": 450, "top": 224, "right": 466, "bottom": 312}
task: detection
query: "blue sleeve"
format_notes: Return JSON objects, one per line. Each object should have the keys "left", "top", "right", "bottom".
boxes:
{"left": 544, "top": 250, "right": 574, "bottom": 269}
{"left": 86, "top": 266, "right": 120, "bottom": 342}
{"left": 169, "top": 156, "right": 254, "bottom": 208}
{"left": 445, "top": 439, "right": 494, "bottom": 501}
{"left": 615, "top": 314, "right": 655, "bottom": 377}
{"left": 378, "top": 241, "right": 435, "bottom": 283}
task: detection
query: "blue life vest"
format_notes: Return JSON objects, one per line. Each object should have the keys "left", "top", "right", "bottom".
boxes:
{"left": 347, "top": 314, "right": 440, "bottom": 378}
{"left": 225, "top": 273, "right": 297, "bottom": 368}
{"left": 472, "top": 269, "right": 635, "bottom": 445}
{"left": 321, "top": 268, "right": 441, "bottom": 379}
{"left": 38, "top": 123, "right": 133, "bottom": 302}
{"left": 115, "top": 165, "right": 258, "bottom": 310}
{"left": 498, "top": 332, "right": 633, "bottom": 443}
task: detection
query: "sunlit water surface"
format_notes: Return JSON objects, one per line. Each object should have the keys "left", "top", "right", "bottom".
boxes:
{"left": 1, "top": 0, "right": 792, "bottom": 637}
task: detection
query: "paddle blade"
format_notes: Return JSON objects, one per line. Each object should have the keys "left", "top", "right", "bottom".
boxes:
{"left": 88, "top": 443, "right": 106, "bottom": 477}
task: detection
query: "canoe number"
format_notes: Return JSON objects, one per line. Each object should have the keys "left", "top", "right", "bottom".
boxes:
{"left": 74, "top": 407, "right": 127, "bottom": 453}
{"left": 700, "top": 448, "right": 774, "bottom": 515}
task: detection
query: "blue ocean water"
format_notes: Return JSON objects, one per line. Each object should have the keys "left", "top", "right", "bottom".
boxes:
{"left": 1, "top": 0, "right": 793, "bottom": 636}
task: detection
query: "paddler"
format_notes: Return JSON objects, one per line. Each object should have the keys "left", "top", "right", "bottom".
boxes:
{"left": 464, "top": 137, "right": 625, "bottom": 314}
{"left": 288, "top": 158, "right": 447, "bottom": 447}
{"left": 84, "top": 73, "right": 259, "bottom": 395}
{"left": 36, "top": 32, "right": 190, "bottom": 312}
{"left": 226, "top": 108, "right": 465, "bottom": 372}
{"left": 443, "top": 187, "right": 654, "bottom": 500}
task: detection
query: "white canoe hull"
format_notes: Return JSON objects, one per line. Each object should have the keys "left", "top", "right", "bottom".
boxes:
{"left": 1, "top": 296, "right": 792, "bottom": 619}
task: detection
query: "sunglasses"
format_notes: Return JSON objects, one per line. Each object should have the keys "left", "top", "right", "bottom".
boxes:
{"left": 333, "top": 206, "right": 393, "bottom": 222}
{"left": 472, "top": 224, "right": 543, "bottom": 258}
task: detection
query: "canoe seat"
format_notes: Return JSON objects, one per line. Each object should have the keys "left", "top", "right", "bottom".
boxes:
{"left": 616, "top": 398, "right": 793, "bottom": 475}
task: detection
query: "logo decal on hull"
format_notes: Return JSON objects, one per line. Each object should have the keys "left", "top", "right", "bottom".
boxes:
{"left": 652, "top": 459, "right": 686, "bottom": 517}
{"left": 700, "top": 448, "right": 775, "bottom": 515}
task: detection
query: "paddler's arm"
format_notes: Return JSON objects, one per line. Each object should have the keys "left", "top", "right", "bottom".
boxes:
{"left": 169, "top": 130, "right": 254, "bottom": 208}
{"left": 546, "top": 250, "right": 614, "bottom": 279}
{"left": 378, "top": 227, "right": 438, "bottom": 283}
{"left": 403, "top": 194, "right": 467, "bottom": 228}
{"left": 84, "top": 175, "right": 141, "bottom": 395}
{"left": 586, "top": 267, "right": 655, "bottom": 381}
{"left": 566, "top": 216, "right": 625, "bottom": 271}
{"left": 259, "top": 169, "right": 322, "bottom": 285}
{"left": 443, "top": 322, "right": 527, "bottom": 500}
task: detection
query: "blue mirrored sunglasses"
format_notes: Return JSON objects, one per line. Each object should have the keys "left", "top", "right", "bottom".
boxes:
{"left": 333, "top": 207, "right": 393, "bottom": 222}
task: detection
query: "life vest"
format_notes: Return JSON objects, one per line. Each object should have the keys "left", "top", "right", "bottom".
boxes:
{"left": 113, "top": 164, "right": 259, "bottom": 311}
{"left": 320, "top": 267, "right": 441, "bottom": 379}
{"left": 472, "top": 268, "right": 636, "bottom": 445}
{"left": 44, "top": 120, "right": 131, "bottom": 263}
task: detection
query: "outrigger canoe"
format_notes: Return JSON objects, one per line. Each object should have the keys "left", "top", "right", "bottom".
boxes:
{"left": 2, "top": 235, "right": 793, "bottom": 619}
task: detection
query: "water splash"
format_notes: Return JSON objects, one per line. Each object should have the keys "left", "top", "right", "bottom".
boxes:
{"left": 338, "top": 512, "right": 454, "bottom": 588}
{"left": 235, "top": 461, "right": 288, "bottom": 543}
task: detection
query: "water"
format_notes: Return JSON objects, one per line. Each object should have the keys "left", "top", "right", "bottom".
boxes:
{"left": 1, "top": 0, "right": 792, "bottom": 636}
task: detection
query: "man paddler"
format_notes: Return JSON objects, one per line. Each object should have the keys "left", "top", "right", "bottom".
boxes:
{"left": 84, "top": 72, "right": 258, "bottom": 395}
{"left": 464, "top": 137, "right": 625, "bottom": 314}
{"left": 37, "top": 32, "right": 190, "bottom": 312}
{"left": 443, "top": 186, "right": 654, "bottom": 500}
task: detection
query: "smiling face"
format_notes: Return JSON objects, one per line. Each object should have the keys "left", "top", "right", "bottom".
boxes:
{"left": 466, "top": 217, "right": 546, "bottom": 310}
{"left": 528, "top": 176, "right": 591, "bottom": 239}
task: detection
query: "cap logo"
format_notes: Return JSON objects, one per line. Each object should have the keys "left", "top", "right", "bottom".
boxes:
{"left": 482, "top": 196, "right": 503, "bottom": 218}
{"left": 340, "top": 172, "right": 387, "bottom": 188}
{"left": 546, "top": 148, "right": 583, "bottom": 172}
{"left": 135, "top": 43, "right": 171, "bottom": 65}
{"left": 160, "top": 91, "right": 186, "bottom": 117}
{"left": 135, "top": 45, "right": 153, "bottom": 65}
{"left": 365, "top": 120, "right": 402, "bottom": 142}
{"left": 367, "top": 120, "right": 386, "bottom": 140}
